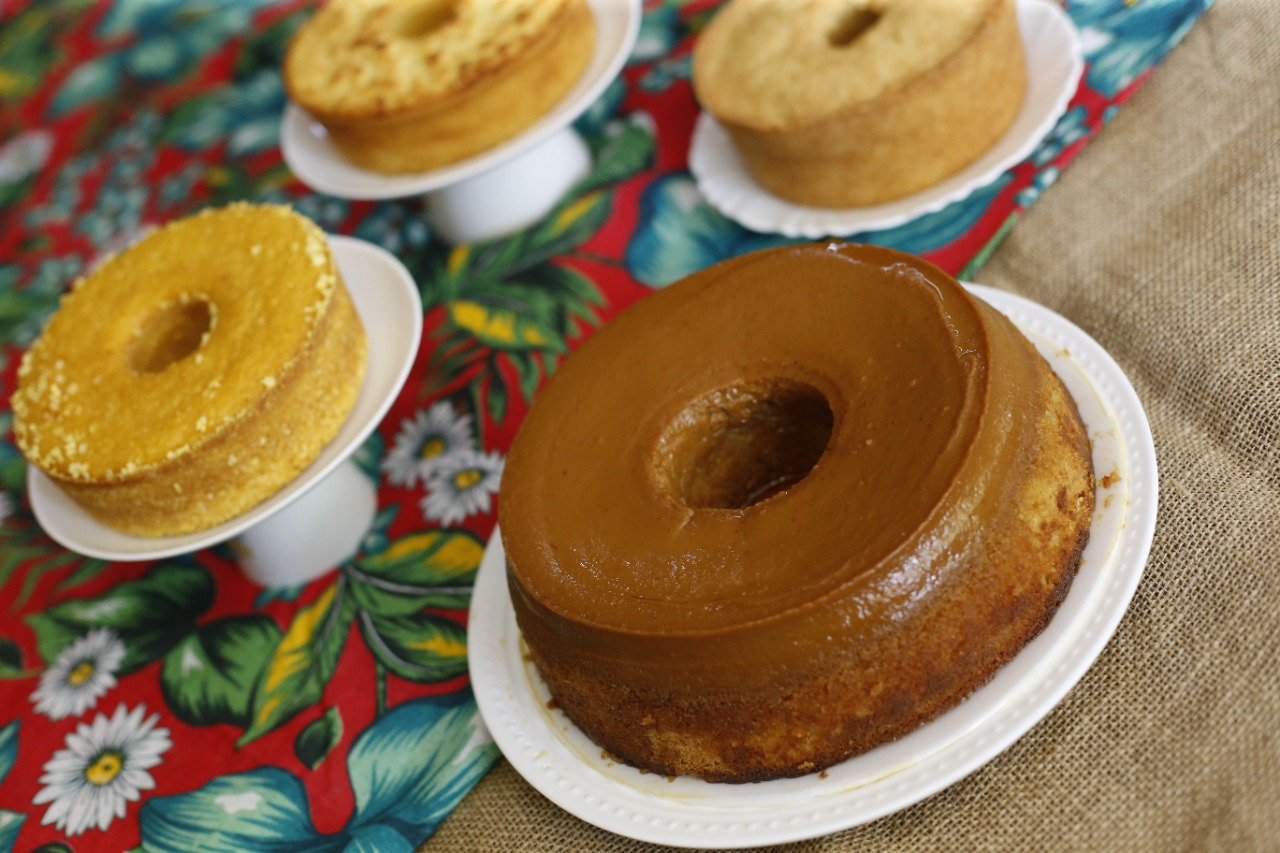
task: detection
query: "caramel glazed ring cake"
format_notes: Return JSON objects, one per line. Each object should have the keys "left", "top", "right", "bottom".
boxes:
{"left": 11, "top": 203, "right": 367, "bottom": 538}
{"left": 692, "top": 0, "right": 1027, "bottom": 208}
{"left": 501, "top": 244, "right": 1095, "bottom": 783}
{"left": 284, "top": 0, "right": 597, "bottom": 174}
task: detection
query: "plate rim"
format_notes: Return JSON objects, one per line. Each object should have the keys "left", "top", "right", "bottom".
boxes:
{"left": 280, "top": 0, "right": 643, "bottom": 201}
{"left": 26, "top": 234, "right": 423, "bottom": 561}
{"left": 687, "top": 0, "right": 1085, "bottom": 238}
{"left": 467, "top": 285, "right": 1157, "bottom": 848}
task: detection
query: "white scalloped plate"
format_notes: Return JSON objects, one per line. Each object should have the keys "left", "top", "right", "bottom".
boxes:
{"left": 688, "top": 0, "right": 1084, "bottom": 238}
{"left": 28, "top": 235, "right": 422, "bottom": 561}
{"left": 281, "top": 0, "right": 642, "bottom": 200}
{"left": 469, "top": 285, "right": 1157, "bottom": 848}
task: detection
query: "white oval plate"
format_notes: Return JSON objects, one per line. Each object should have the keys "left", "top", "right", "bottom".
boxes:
{"left": 28, "top": 235, "right": 423, "bottom": 561}
{"left": 688, "top": 0, "right": 1084, "bottom": 238}
{"left": 281, "top": 0, "right": 642, "bottom": 201}
{"left": 469, "top": 285, "right": 1157, "bottom": 848}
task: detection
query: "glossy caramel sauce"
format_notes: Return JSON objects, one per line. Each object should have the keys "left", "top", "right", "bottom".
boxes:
{"left": 502, "top": 243, "right": 1040, "bottom": 695}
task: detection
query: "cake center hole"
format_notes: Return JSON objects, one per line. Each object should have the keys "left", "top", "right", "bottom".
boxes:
{"left": 656, "top": 379, "right": 834, "bottom": 511}
{"left": 128, "top": 298, "right": 213, "bottom": 374}
{"left": 394, "top": 0, "right": 457, "bottom": 38}
{"left": 828, "top": 7, "right": 882, "bottom": 47}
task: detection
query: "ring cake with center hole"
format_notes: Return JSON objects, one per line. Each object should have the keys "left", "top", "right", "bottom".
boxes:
{"left": 11, "top": 203, "right": 367, "bottom": 538}
{"left": 692, "top": 0, "right": 1027, "bottom": 208}
{"left": 500, "top": 243, "right": 1094, "bottom": 783}
{"left": 284, "top": 0, "right": 596, "bottom": 174}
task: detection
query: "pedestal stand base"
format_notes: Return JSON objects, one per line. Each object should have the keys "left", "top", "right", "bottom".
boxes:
{"left": 234, "top": 459, "right": 376, "bottom": 588}
{"left": 425, "top": 126, "right": 592, "bottom": 245}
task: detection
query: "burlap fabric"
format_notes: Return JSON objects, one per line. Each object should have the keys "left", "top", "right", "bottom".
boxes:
{"left": 430, "top": 2, "right": 1280, "bottom": 849}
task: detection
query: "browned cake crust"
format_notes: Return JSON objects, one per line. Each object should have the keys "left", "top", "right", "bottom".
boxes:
{"left": 12, "top": 203, "right": 367, "bottom": 538}
{"left": 284, "top": 0, "right": 596, "bottom": 174}
{"left": 523, "top": 356, "right": 1091, "bottom": 782}
{"left": 502, "top": 244, "right": 1094, "bottom": 783}
{"left": 692, "top": 0, "right": 1027, "bottom": 208}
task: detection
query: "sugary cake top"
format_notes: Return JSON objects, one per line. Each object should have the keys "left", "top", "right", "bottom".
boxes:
{"left": 284, "top": 0, "right": 577, "bottom": 119}
{"left": 693, "top": 0, "right": 1003, "bottom": 130}
{"left": 12, "top": 203, "right": 339, "bottom": 481}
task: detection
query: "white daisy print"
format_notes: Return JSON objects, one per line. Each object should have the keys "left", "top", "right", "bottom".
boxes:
{"left": 383, "top": 400, "right": 475, "bottom": 488}
{"left": 31, "top": 628, "right": 126, "bottom": 720}
{"left": 33, "top": 704, "right": 172, "bottom": 836}
{"left": 421, "top": 449, "right": 504, "bottom": 526}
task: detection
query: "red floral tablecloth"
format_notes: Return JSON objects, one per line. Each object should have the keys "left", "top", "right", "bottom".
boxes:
{"left": 0, "top": 1, "right": 1210, "bottom": 849}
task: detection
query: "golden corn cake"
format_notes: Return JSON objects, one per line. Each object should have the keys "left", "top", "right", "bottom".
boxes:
{"left": 284, "top": 0, "right": 596, "bottom": 173}
{"left": 12, "top": 203, "right": 367, "bottom": 538}
{"left": 501, "top": 243, "right": 1094, "bottom": 783}
{"left": 692, "top": 0, "right": 1027, "bottom": 207}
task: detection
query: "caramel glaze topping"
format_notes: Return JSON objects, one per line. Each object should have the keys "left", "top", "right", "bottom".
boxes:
{"left": 502, "top": 243, "right": 1043, "bottom": 697}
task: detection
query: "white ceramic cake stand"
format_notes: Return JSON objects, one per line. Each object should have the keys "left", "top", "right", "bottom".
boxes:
{"left": 27, "top": 235, "right": 422, "bottom": 588}
{"left": 468, "top": 285, "right": 1158, "bottom": 848}
{"left": 688, "top": 0, "right": 1084, "bottom": 238}
{"left": 281, "top": 0, "right": 641, "bottom": 245}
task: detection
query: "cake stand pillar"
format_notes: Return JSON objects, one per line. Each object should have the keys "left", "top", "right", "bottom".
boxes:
{"left": 424, "top": 126, "right": 592, "bottom": 245}
{"left": 233, "top": 458, "right": 377, "bottom": 588}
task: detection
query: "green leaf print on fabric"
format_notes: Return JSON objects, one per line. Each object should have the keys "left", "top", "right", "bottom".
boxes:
{"left": 294, "top": 706, "right": 343, "bottom": 771}
{"left": 445, "top": 299, "right": 566, "bottom": 354}
{"left": 0, "top": 261, "right": 72, "bottom": 350}
{"left": 357, "top": 611, "right": 468, "bottom": 684}
{"left": 344, "top": 694, "right": 496, "bottom": 845}
{"left": 0, "top": 513, "right": 107, "bottom": 608}
{"left": 350, "top": 529, "right": 483, "bottom": 614}
{"left": 140, "top": 694, "right": 498, "bottom": 851}
{"left": 0, "top": 1, "right": 90, "bottom": 106}
{"left": 0, "top": 418, "right": 23, "bottom": 502}
{"left": 0, "top": 808, "right": 22, "bottom": 853}
{"left": 577, "top": 112, "right": 657, "bottom": 194}
{"left": 238, "top": 528, "right": 483, "bottom": 744}
{"left": 139, "top": 766, "right": 332, "bottom": 853}
{"left": 25, "top": 563, "right": 214, "bottom": 674}
{"left": 0, "top": 719, "right": 17, "bottom": 779}
{"left": 49, "top": 55, "right": 125, "bottom": 116}
{"left": 161, "top": 616, "right": 282, "bottom": 728}
{"left": 0, "top": 638, "right": 23, "bottom": 678}
{"left": 422, "top": 194, "right": 608, "bottom": 422}
{"left": 47, "top": 0, "right": 284, "bottom": 116}
{"left": 346, "top": 530, "right": 480, "bottom": 682}
{"left": 408, "top": 74, "right": 658, "bottom": 420}
{"left": 0, "top": 720, "right": 24, "bottom": 851}
{"left": 238, "top": 579, "right": 356, "bottom": 747}
{"left": 349, "top": 431, "right": 385, "bottom": 486}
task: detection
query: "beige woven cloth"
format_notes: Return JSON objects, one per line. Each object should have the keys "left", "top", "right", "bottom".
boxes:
{"left": 431, "top": 2, "right": 1280, "bottom": 849}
